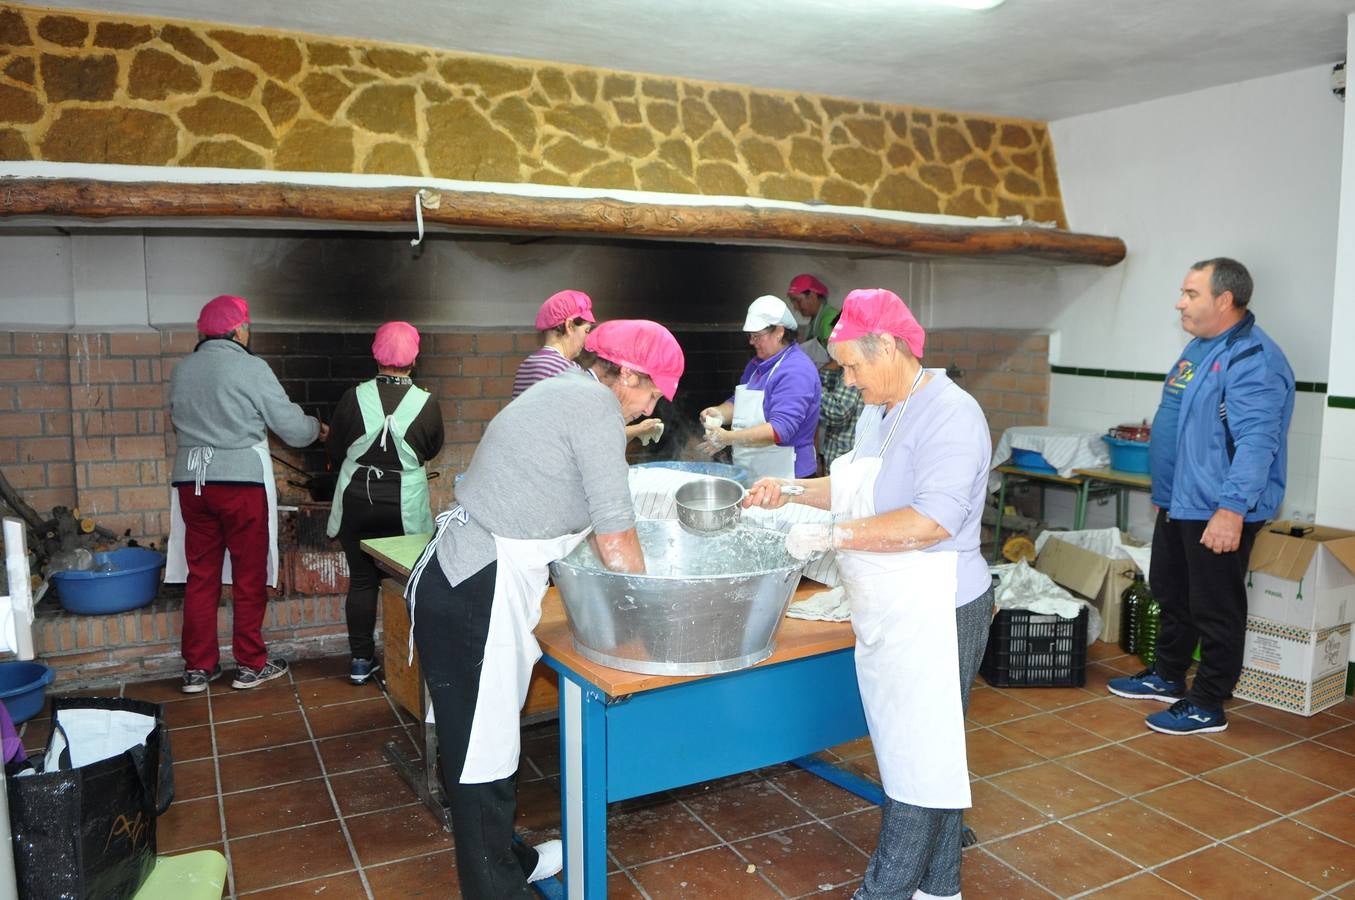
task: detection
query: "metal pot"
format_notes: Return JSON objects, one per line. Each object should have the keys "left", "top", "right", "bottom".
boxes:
{"left": 550, "top": 519, "right": 804, "bottom": 675}
{"left": 287, "top": 471, "right": 338, "bottom": 503}
{"left": 674, "top": 476, "right": 745, "bottom": 534}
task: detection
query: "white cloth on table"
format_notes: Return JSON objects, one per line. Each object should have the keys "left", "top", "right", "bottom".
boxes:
{"left": 786, "top": 585, "right": 850, "bottom": 621}
{"left": 988, "top": 425, "right": 1109, "bottom": 489}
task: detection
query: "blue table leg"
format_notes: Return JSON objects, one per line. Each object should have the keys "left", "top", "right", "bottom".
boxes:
{"left": 791, "top": 754, "right": 884, "bottom": 805}
{"left": 556, "top": 672, "right": 609, "bottom": 900}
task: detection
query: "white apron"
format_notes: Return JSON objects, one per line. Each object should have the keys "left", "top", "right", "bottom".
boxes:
{"left": 406, "top": 509, "right": 589, "bottom": 785}
{"left": 732, "top": 353, "right": 796, "bottom": 481}
{"left": 165, "top": 441, "right": 280, "bottom": 588}
{"left": 832, "top": 377, "right": 969, "bottom": 809}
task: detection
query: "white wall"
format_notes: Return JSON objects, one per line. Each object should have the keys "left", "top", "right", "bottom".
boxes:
{"left": 1029, "top": 64, "right": 1345, "bottom": 530}
{"left": 1048, "top": 64, "right": 1344, "bottom": 380}
{"left": 1317, "top": 15, "right": 1355, "bottom": 529}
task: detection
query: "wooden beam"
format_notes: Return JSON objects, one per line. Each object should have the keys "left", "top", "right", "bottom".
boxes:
{"left": 0, "top": 177, "right": 1126, "bottom": 266}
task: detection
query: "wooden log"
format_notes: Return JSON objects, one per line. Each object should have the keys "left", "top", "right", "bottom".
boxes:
{"left": 0, "top": 177, "right": 1127, "bottom": 266}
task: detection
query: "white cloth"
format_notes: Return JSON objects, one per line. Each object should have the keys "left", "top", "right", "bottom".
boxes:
{"left": 990, "top": 559, "right": 1103, "bottom": 648}
{"left": 455, "top": 528, "right": 589, "bottom": 784}
{"left": 786, "top": 585, "right": 851, "bottom": 622}
{"left": 165, "top": 442, "right": 280, "bottom": 587}
{"left": 988, "top": 425, "right": 1109, "bottom": 488}
{"left": 798, "top": 337, "right": 830, "bottom": 368}
{"left": 732, "top": 354, "right": 796, "bottom": 481}
{"left": 1034, "top": 527, "right": 1152, "bottom": 580}
{"left": 833, "top": 387, "right": 970, "bottom": 809}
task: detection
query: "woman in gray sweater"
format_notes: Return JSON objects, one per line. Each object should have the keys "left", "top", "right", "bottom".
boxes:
{"left": 404, "top": 319, "right": 685, "bottom": 898}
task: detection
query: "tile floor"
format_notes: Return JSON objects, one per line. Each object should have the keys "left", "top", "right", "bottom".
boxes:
{"left": 17, "top": 647, "right": 1355, "bottom": 899}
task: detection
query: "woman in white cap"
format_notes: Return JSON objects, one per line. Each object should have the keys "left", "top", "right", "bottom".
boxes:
{"left": 699, "top": 295, "right": 822, "bottom": 480}
{"left": 745, "top": 288, "right": 993, "bottom": 900}
{"left": 325, "top": 321, "right": 443, "bottom": 685}
{"left": 404, "top": 320, "right": 685, "bottom": 898}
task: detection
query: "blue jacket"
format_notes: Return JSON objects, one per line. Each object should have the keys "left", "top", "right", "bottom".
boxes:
{"left": 1152, "top": 312, "right": 1294, "bottom": 522}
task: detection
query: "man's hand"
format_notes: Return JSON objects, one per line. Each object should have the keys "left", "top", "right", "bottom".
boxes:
{"left": 1201, "top": 508, "right": 1244, "bottom": 554}
{"left": 317, "top": 422, "right": 330, "bottom": 443}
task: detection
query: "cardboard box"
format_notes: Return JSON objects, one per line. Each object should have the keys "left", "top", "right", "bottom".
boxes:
{"left": 1233, "top": 617, "right": 1351, "bottom": 716}
{"left": 1246, "top": 522, "right": 1355, "bottom": 630}
{"left": 1035, "top": 533, "right": 1142, "bottom": 643}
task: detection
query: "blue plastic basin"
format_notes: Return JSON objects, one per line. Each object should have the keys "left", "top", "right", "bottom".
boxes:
{"left": 0, "top": 660, "right": 55, "bottom": 723}
{"left": 50, "top": 546, "right": 166, "bottom": 615}
{"left": 1104, "top": 435, "right": 1151, "bottom": 474}
{"left": 1010, "top": 448, "right": 1057, "bottom": 474}
{"left": 634, "top": 460, "right": 753, "bottom": 488}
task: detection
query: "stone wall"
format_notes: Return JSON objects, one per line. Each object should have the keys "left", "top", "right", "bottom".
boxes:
{"left": 0, "top": 4, "right": 1066, "bottom": 223}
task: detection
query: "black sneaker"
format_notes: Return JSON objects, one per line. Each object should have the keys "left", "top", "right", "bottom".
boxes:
{"left": 231, "top": 658, "right": 289, "bottom": 690}
{"left": 182, "top": 664, "right": 223, "bottom": 694}
{"left": 349, "top": 657, "right": 381, "bottom": 685}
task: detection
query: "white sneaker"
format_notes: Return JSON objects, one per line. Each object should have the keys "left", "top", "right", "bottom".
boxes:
{"left": 527, "top": 839, "right": 562, "bottom": 883}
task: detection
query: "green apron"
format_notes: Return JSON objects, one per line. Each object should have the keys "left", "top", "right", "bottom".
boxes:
{"left": 326, "top": 379, "right": 435, "bottom": 539}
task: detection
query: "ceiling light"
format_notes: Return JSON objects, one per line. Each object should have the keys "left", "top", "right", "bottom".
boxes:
{"left": 925, "top": 0, "right": 1008, "bottom": 9}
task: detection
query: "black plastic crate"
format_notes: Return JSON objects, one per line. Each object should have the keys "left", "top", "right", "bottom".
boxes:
{"left": 980, "top": 607, "right": 1088, "bottom": 687}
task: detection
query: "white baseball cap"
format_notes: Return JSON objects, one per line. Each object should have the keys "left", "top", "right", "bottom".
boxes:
{"left": 743, "top": 295, "right": 798, "bottom": 331}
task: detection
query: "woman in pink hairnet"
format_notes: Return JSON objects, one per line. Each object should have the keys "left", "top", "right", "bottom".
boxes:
{"left": 325, "top": 322, "right": 444, "bottom": 685}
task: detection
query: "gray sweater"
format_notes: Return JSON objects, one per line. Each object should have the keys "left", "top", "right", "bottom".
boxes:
{"left": 169, "top": 338, "right": 321, "bottom": 485}
{"left": 436, "top": 370, "right": 635, "bottom": 588}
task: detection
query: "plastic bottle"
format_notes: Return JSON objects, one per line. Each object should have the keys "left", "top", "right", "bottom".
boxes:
{"left": 1136, "top": 595, "right": 1161, "bottom": 666}
{"left": 1120, "top": 579, "right": 1149, "bottom": 654}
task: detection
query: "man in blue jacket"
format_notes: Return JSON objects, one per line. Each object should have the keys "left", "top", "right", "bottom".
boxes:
{"left": 1108, "top": 258, "right": 1294, "bottom": 735}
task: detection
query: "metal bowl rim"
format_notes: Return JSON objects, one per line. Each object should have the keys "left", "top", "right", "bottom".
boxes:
{"left": 550, "top": 520, "right": 802, "bottom": 582}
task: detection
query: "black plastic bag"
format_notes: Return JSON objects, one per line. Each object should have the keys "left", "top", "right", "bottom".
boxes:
{"left": 7, "top": 696, "right": 174, "bottom": 900}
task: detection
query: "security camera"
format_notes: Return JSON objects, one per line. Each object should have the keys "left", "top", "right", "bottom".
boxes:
{"left": 1334, "top": 62, "right": 1346, "bottom": 100}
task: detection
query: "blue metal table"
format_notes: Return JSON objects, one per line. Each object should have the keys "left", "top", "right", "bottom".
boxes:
{"left": 537, "top": 591, "right": 876, "bottom": 900}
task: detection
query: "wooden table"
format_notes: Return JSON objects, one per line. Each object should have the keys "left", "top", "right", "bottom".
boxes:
{"left": 363, "top": 534, "right": 877, "bottom": 900}
{"left": 1073, "top": 467, "right": 1153, "bottom": 531}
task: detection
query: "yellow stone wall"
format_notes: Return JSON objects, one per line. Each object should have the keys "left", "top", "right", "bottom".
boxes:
{"left": 0, "top": 4, "right": 1066, "bottom": 222}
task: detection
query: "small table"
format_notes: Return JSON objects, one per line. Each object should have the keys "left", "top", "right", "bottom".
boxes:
{"left": 1073, "top": 467, "right": 1153, "bottom": 531}
{"left": 991, "top": 465, "right": 1092, "bottom": 560}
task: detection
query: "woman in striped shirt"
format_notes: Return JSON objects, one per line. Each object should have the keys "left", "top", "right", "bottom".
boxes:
{"left": 511, "top": 289, "right": 595, "bottom": 398}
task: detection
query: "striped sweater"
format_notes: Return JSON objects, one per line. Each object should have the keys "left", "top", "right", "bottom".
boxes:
{"left": 511, "top": 346, "right": 579, "bottom": 398}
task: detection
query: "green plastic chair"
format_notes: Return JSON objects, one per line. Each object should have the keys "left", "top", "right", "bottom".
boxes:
{"left": 132, "top": 850, "right": 228, "bottom": 900}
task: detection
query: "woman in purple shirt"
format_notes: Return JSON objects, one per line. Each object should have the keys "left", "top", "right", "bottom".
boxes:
{"left": 699, "top": 295, "right": 821, "bottom": 479}
{"left": 744, "top": 288, "right": 993, "bottom": 900}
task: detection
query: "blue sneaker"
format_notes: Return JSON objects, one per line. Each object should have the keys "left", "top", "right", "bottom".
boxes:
{"left": 350, "top": 657, "right": 381, "bottom": 685}
{"left": 1107, "top": 668, "right": 1186, "bottom": 703}
{"left": 1146, "top": 699, "right": 1228, "bottom": 735}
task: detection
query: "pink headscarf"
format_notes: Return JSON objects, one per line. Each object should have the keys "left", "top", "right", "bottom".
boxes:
{"left": 584, "top": 320, "right": 686, "bottom": 400}
{"left": 829, "top": 288, "right": 926, "bottom": 358}
{"left": 535, "top": 290, "right": 596, "bottom": 331}
{"left": 196, "top": 295, "right": 249, "bottom": 335}
{"left": 372, "top": 321, "right": 420, "bottom": 368}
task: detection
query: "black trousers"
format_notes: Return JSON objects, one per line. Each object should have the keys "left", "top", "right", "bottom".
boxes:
{"left": 336, "top": 491, "right": 405, "bottom": 659}
{"left": 410, "top": 555, "right": 539, "bottom": 900}
{"left": 1149, "top": 509, "right": 1262, "bottom": 709}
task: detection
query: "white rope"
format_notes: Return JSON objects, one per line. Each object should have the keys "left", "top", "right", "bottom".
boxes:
{"left": 185, "top": 446, "right": 214, "bottom": 496}
{"left": 404, "top": 505, "right": 468, "bottom": 664}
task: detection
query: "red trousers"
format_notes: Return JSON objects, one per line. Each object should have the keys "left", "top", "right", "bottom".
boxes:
{"left": 177, "top": 484, "right": 269, "bottom": 672}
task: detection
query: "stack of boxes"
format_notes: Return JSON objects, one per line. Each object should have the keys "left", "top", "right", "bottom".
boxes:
{"left": 1234, "top": 523, "right": 1355, "bottom": 716}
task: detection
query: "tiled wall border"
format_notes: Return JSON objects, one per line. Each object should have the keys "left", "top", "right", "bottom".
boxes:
{"left": 1050, "top": 365, "right": 1328, "bottom": 395}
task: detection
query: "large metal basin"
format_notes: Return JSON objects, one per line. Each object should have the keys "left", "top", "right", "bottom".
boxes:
{"left": 550, "top": 519, "right": 803, "bottom": 676}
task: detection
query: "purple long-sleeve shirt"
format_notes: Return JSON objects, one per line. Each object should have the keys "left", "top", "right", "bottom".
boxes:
{"left": 731, "top": 343, "right": 821, "bottom": 477}
{"left": 852, "top": 370, "right": 991, "bottom": 607}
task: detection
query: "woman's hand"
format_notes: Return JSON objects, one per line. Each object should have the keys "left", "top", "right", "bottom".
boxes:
{"left": 698, "top": 407, "right": 725, "bottom": 430}
{"left": 743, "top": 477, "right": 795, "bottom": 510}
